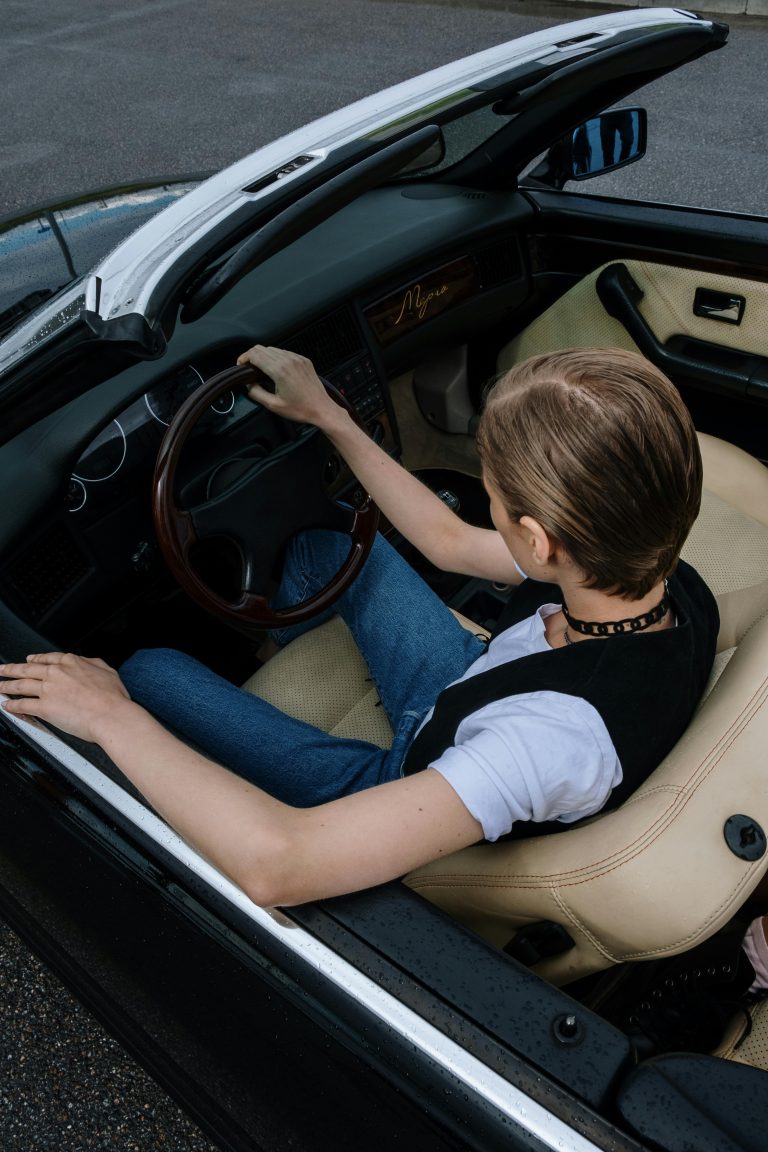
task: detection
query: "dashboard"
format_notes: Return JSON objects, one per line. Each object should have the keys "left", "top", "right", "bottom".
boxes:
{"left": 0, "top": 183, "right": 532, "bottom": 646}
{"left": 2, "top": 311, "right": 398, "bottom": 637}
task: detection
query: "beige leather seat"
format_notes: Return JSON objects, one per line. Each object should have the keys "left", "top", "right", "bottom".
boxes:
{"left": 246, "top": 434, "right": 768, "bottom": 986}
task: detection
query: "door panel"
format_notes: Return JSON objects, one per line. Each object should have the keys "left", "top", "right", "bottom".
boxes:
{"left": 500, "top": 192, "right": 768, "bottom": 457}
{"left": 501, "top": 258, "right": 768, "bottom": 368}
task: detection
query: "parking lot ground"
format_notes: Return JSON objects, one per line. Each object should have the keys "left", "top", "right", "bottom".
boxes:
{"left": 0, "top": 920, "right": 216, "bottom": 1151}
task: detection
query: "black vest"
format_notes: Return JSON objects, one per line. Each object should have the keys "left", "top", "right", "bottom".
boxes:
{"left": 402, "top": 561, "right": 719, "bottom": 839}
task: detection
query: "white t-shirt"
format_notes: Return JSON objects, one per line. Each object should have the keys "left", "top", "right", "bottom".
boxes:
{"left": 424, "top": 604, "right": 623, "bottom": 841}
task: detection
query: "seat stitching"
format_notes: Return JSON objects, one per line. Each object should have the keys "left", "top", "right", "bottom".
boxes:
{"left": 551, "top": 888, "right": 618, "bottom": 963}
{"left": 618, "top": 872, "right": 763, "bottom": 958}
{"left": 551, "top": 872, "right": 761, "bottom": 962}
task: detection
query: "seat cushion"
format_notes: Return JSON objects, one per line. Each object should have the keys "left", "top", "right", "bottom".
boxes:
{"left": 715, "top": 999, "right": 768, "bottom": 1070}
{"left": 243, "top": 616, "right": 394, "bottom": 749}
{"left": 244, "top": 608, "right": 489, "bottom": 749}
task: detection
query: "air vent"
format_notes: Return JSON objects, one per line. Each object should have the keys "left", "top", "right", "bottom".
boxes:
{"left": 285, "top": 306, "right": 365, "bottom": 373}
{"left": 462, "top": 192, "right": 488, "bottom": 201}
{"left": 474, "top": 241, "right": 522, "bottom": 288}
{"left": 5, "top": 522, "right": 91, "bottom": 619}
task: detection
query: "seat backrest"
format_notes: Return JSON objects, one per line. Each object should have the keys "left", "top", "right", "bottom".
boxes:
{"left": 406, "top": 585, "right": 768, "bottom": 984}
{"left": 682, "top": 434, "right": 768, "bottom": 599}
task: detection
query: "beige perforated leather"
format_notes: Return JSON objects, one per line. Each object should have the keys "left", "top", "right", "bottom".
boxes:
{"left": 498, "top": 267, "right": 637, "bottom": 370}
{"left": 243, "top": 616, "right": 394, "bottom": 749}
{"left": 715, "top": 999, "right": 768, "bottom": 1070}
{"left": 682, "top": 487, "right": 768, "bottom": 597}
{"left": 498, "top": 259, "right": 768, "bottom": 370}
{"left": 696, "top": 433, "right": 768, "bottom": 530}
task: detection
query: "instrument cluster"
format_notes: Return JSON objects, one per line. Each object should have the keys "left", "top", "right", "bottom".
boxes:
{"left": 67, "top": 361, "right": 239, "bottom": 516}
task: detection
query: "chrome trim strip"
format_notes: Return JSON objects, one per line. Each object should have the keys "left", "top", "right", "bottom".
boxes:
{"left": 85, "top": 275, "right": 101, "bottom": 315}
{"left": 0, "top": 704, "right": 603, "bottom": 1152}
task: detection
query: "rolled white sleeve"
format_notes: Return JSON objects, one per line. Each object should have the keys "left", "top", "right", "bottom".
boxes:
{"left": 430, "top": 690, "right": 622, "bottom": 842}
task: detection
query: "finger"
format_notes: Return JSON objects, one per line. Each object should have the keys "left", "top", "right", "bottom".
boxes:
{"left": 0, "top": 661, "right": 38, "bottom": 679}
{"left": 26, "top": 651, "right": 69, "bottom": 665}
{"left": 247, "top": 346, "right": 301, "bottom": 376}
{"left": 237, "top": 344, "right": 268, "bottom": 367}
{"left": 2, "top": 697, "right": 43, "bottom": 719}
{"left": 0, "top": 676, "right": 45, "bottom": 697}
{"left": 246, "top": 382, "right": 281, "bottom": 409}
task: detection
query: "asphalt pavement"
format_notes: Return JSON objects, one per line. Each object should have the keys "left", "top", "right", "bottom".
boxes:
{"left": 0, "top": 921, "right": 214, "bottom": 1151}
{"left": 0, "top": 0, "right": 565, "bottom": 217}
{"left": 2, "top": 0, "right": 768, "bottom": 1148}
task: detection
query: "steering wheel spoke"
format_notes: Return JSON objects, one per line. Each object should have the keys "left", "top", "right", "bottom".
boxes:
{"left": 153, "top": 363, "right": 379, "bottom": 627}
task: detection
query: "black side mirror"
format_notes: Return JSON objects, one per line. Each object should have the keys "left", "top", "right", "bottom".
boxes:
{"left": 525, "top": 107, "right": 647, "bottom": 189}
{"left": 568, "top": 108, "right": 647, "bottom": 180}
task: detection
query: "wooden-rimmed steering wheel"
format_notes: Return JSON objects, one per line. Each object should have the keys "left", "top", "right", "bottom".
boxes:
{"left": 153, "top": 363, "right": 379, "bottom": 627}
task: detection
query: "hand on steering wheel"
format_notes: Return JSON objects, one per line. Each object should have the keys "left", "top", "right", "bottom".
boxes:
{"left": 236, "top": 345, "right": 338, "bottom": 428}
{"left": 153, "top": 356, "right": 379, "bottom": 628}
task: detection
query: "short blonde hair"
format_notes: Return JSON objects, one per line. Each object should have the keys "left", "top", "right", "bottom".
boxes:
{"left": 475, "top": 348, "right": 702, "bottom": 599}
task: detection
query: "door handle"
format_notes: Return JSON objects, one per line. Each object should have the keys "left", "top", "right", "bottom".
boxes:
{"left": 693, "top": 287, "right": 745, "bottom": 325}
{"left": 596, "top": 264, "right": 752, "bottom": 399}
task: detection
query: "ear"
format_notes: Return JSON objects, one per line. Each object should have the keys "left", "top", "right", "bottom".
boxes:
{"left": 518, "top": 515, "right": 563, "bottom": 570}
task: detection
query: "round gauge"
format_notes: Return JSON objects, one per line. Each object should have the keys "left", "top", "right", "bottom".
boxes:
{"left": 72, "top": 420, "right": 127, "bottom": 483}
{"left": 67, "top": 477, "right": 87, "bottom": 512}
{"left": 210, "top": 389, "right": 235, "bottom": 415}
{"left": 145, "top": 365, "right": 235, "bottom": 425}
{"left": 144, "top": 365, "right": 204, "bottom": 425}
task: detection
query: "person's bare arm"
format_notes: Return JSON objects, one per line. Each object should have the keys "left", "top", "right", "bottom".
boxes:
{"left": 0, "top": 654, "right": 482, "bottom": 905}
{"left": 237, "top": 345, "right": 521, "bottom": 584}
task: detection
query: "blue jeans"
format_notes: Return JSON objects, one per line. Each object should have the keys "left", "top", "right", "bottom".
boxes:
{"left": 120, "top": 531, "right": 485, "bottom": 806}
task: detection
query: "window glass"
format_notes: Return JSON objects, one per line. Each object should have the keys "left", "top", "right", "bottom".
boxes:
{"left": 401, "top": 103, "right": 513, "bottom": 177}
{"left": 0, "top": 183, "right": 198, "bottom": 337}
{"left": 56, "top": 184, "right": 197, "bottom": 271}
{"left": 0, "top": 217, "right": 70, "bottom": 322}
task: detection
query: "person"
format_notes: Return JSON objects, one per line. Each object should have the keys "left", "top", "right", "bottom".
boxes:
{"left": 0, "top": 346, "right": 720, "bottom": 910}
